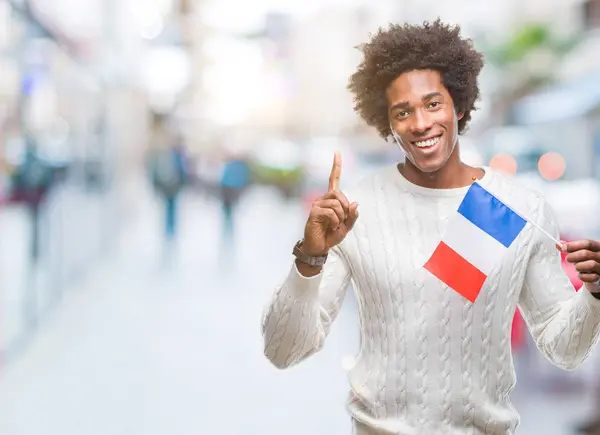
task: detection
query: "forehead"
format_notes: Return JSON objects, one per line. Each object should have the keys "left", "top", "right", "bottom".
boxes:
{"left": 386, "top": 69, "right": 448, "bottom": 104}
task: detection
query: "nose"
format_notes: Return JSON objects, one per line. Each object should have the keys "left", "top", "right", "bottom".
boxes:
{"left": 410, "top": 109, "right": 433, "bottom": 135}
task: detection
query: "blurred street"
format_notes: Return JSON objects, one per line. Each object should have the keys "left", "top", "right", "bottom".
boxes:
{"left": 0, "top": 181, "right": 595, "bottom": 435}
{"left": 0, "top": 182, "right": 359, "bottom": 435}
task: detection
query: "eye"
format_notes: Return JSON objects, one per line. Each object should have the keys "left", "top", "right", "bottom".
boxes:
{"left": 428, "top": 101, "right": 442, "bottom": 109}
{"left": 396, "top": 110, "right": 410, "bottom": 119}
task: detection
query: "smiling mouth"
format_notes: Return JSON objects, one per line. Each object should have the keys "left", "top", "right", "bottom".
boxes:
{"left": 412, "top": 134, "right": 442, "bottom": 148}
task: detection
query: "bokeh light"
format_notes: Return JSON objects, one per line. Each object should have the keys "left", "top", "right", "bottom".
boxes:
{"left": 538, "top": 152, "right": 566, "bottom": 180}
{"left": 489, "top": 153, "right": 517, "bottom": 175}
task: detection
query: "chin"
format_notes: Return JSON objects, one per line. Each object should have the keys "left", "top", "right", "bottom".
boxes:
{"left": 406, "top": 140, "right": 456, "bottom": 174}
{"left": 413, "top": 158, "right": 448, "bottom": 174}
{"left": 415, "top": 163, "right": 444, "bottom": 173}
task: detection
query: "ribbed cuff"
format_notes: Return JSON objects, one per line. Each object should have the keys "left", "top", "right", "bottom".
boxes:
{"left": 283, "top": 261, "right": 323, "bottom": 300}
{"left": 578, "top": 286, "right": 600, "bottom": 315}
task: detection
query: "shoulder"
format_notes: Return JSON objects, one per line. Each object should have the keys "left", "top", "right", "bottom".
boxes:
{"left": 485, "top": 169, "right": 547, "bottom": 213}
{"left": 484, "top": 169, "right": 557, "bottom": 232}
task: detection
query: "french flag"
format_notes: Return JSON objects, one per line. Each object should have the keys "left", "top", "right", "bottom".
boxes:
{"left": 424, "top": 182, "right": 527, "bottom": 303}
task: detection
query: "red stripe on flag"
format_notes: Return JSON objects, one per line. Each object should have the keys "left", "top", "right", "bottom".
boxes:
{"left": 424, "top": 241, "right": 487, "bottom": 303}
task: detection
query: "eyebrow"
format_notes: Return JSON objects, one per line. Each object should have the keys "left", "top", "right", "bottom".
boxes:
{"left": 390, "top": 92, "right": 443, "bottom": 112}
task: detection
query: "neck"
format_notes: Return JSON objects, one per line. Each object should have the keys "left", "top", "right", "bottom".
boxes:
{"left": 399, "top": 144, "right": 481, "bottom": 189}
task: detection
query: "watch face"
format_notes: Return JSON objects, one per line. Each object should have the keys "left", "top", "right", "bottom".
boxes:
{"left": 293, "top": 242, "right": 326, "bottom": 266}
{"left": 312, "top": 256, "right": 327, "bottom": 266}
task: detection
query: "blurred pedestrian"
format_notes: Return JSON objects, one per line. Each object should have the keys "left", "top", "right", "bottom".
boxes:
{"left": 261, "top": 20, "right": 600, "bottom": 435}
{"left": 11, "top": 137, "right": 54, "bottom": 262}
{"left": 149, "top": 138, "right": 188, "bottom": 243}
{"left": 219, "top": 156, "right": 250, "bottom": 237}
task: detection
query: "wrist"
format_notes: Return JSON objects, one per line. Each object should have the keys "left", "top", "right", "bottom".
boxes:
{"left": 292, "top": 239, "right": 328, "bottom": 274}
{"left": 299, "top": 240, "right": 328, "bottom": 257}
{"left": 588, "top": 288, "right": 600, "bottom": 299}
{"left": 585, "top": 280, "right": 600, "bottom": 296}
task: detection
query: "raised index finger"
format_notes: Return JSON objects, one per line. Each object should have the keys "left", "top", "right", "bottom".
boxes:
{"left": 328, "top": 151, "right": 342, "bottom": 192}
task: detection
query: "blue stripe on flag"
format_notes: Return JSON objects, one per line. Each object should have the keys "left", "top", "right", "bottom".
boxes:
{"left": 457, "top": 183, "right": 527, "bottom": 248}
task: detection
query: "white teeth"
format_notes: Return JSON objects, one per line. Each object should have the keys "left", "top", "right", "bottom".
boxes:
{"left": 414, "top": 136, "right": 440, "bottom": 148}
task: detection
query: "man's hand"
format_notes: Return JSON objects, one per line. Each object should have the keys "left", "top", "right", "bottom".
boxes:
{"left": 301, "top": 151, "right": 359, "bottom": 257}
{"left": 563, "top": 240, "right": 600, "bottom": 293}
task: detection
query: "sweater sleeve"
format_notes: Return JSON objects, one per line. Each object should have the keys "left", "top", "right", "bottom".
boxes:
{"left": 518, "top": 198, "right": 600, "bottom": 370}
{"left": 261, "top": 245, "right": 352, "bottom": 369}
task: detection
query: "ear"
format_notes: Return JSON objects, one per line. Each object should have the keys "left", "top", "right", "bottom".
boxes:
{"left": 457, "top": 112, "right": 464, "bottom": 120}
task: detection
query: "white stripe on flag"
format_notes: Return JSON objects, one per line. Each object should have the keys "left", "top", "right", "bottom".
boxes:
{"left": 442, "top": 212, "right": 507, "bottom": 275}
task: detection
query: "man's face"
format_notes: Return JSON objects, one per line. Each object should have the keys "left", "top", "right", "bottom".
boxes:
{"left": 387, "top": 69, "right": 463, "bottom": 173}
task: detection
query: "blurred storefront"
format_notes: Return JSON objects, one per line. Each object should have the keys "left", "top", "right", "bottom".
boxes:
{"left": 0, "top": 0, "right": 173, "bottom": 359}
{"left": 511, "top": 73, "right": 600, "bottom": 180}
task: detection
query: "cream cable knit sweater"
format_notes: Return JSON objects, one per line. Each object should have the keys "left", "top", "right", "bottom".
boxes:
{"left": 262, "top": 165, "right": 600, "bottom": 435}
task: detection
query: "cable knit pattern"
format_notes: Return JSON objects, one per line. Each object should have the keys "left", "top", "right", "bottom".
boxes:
{"left": 480, "top": 267, "right": 500, "bottom": 396}
{"left": 413, "top": 225, "right": 429, "bottom": 427}
{"left": 372, "top": 176, "right": 390, "bottom": 419}
{"left": 439, "top": 282, "right": 452, "bottom": 426}
{"left": 461, "top": 301, "right": 475, "bottom": 429}
{"left": 261, "top": 165, "right": 600, "bottom": 434}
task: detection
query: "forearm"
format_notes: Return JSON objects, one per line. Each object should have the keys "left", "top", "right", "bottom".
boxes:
{"left": 523, "top": 288, "right": 600, "bottom": 370}
{"left": 262, "top": 243, "right": 352, "bottom": 369}
{"left": 262, "top": 264, "right": 326, "bottom": 369}
{"left": 519, "top": 197, "right": 600, "bottom": 369}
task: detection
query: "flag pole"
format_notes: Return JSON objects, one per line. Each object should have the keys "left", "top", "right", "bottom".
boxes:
{"left": 524, "top": 218, "right": 562, "bottom": 247}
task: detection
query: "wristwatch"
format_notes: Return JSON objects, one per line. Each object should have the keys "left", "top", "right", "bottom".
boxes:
{"left": 292, "top": 240, "right": 328, "bottom": 267}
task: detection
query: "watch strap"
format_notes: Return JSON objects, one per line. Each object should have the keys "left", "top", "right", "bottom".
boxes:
{"left": 292, "top": 240, "right": 328, "bottom": 267}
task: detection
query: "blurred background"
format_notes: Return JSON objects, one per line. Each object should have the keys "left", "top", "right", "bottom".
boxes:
{"left": 0, "top": 0, "right": 600, "bottom": 434}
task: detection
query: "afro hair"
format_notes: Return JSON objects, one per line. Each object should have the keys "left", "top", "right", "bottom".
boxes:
{"left": 348, "top": 19, "right": 484, "bottom": 138}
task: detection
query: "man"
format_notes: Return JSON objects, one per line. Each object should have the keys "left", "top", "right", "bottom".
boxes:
{"left": 12, "top": 139, "right": 55, "bottom": 262}
{"left": 219, "top": 155, "right": 250, "bottom": 237}
{"left": 261, "top": 20, "right": 600, "bottom": 434}
{"left": 149, "top": 134, "right": 188, "bottom": 243}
